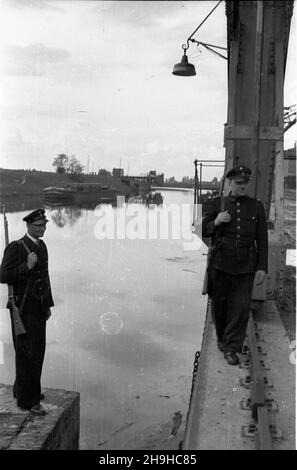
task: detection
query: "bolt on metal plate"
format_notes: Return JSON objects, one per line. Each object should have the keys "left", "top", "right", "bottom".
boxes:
{"left": 257, "top": 346, "right": 267, "bottom": 355}
{"left": 239, "top": 398, "right": 252, "bottom": 410}
{"left": 265, "top": 398, "right": 279, "bottom": 412}
{"left": 239, "top": 359, "right": 250, "bottom": 369}
{"left": 269, "top": 424, "right": 284, "bottom": 440}
{"left": 255, "top": 332, "right": 264, "bottom": 341}
{"left": 263, "top": 376, "right": 273, "bottom": 388}
{"left": 239, "top": 376, "right": 252, "bottom": 389}
{"left": 260, "top": 359, "right": 270, "bottom": 370}
{"left": 242, "top": 344, "right": 249, "bottom": 355}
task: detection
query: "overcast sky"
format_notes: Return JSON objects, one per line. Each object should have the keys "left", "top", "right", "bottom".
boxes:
{"left": 0, "top": 0, "right": 296, "bottom": 180}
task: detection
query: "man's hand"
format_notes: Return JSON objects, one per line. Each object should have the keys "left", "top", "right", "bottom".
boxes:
{"left": 46, "top": 309, "right": 52, "bottom": 321}
{"left": 255, "top": 270, "right": 266, "bottom": 285}
{"left": 27, "top": 252, "right": 38, "bottom": 270}
{"left": 214, "top": 211, "right": 231, "bottom": 226}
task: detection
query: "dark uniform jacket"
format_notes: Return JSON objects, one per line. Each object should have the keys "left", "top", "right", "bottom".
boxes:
{"left": 202, "top": 194, "right": 268, "bottom": 275}
{"left": 0, "top": 234, "right": 54, "bottom": 311}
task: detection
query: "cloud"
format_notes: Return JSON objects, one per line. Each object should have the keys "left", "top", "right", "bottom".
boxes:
{"left": 2, "top": 43, "right": 71, "bottom": 76}
{"left": 93, "top": 1, "right": 188, "bottom": 28}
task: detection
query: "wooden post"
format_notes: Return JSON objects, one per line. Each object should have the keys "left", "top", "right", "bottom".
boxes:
{"left": 252, "top": 1, "right": 264, "bottom": 197}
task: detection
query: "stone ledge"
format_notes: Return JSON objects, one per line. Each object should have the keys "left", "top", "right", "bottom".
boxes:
{"left": 0, "top": 384, "right": 80, "bottom": 450}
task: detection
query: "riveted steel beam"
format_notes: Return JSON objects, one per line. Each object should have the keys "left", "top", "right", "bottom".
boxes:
{"left": 255, "top": 407, "right": 273, "bottom": 449}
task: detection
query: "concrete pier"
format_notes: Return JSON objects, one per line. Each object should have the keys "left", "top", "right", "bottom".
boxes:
{"left": 0, "top": 384, "right": 80, "bottom": 450}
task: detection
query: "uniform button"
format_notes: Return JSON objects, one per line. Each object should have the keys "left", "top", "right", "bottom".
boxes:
{"left": 237, "top": 202, "right": 240, "bottom": 206}
{"left": 237, "top": 209, "right": 240, "bottom": 213}
{"left": 237, "top": 234, "right": 240, "bottom": 238}
{"left": 237, "top": 226, "right": 240, "bottom": 230}
{"left": 237, "top": 218, "right": 240, "bottom": 221}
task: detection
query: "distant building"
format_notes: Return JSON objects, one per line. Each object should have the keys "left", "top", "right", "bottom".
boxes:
{"left": 121, "top": 172, "right": 164, "bottom": 185}
{"left": 182, "top": 176, "right": 194, "bottom": 185}
{"left": 166, "top": 177, "right": 177, "bottom": 184}
{"left": 112, "top": 168, "right": 124, "bottom": 177}
{"left": 98, "top": 169, "right": 111, "bottom": 176}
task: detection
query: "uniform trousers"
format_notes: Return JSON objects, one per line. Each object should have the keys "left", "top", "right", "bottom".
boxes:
{"left": 10, "top": 302, "right": 47, "bottom": 409}
{"left": 209, "top": 269, "right": 255, "bottom": 353}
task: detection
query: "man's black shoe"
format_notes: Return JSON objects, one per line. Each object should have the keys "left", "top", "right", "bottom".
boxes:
{"left": 217, "top": 341, "right": 224, "bottom": 352}
{"left": 224, "top": 351, "right": 239, "bottom": 365}
{"left": 30, "top": 404, "right": 47, "bottom": 416}
{"left": 19, "top": 403, "right": 47, "bottom": 415}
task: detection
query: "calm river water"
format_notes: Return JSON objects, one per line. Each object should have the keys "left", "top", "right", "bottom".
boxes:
{"left": 0, "top": 189, "right": 207, "bottom": 450}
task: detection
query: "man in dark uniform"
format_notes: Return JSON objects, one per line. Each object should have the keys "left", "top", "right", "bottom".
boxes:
{"left": 202, "top": 166, "right": 268, "bottom": 365}
{"left": 0, "top": 209, "right": 54, "bottom": 414}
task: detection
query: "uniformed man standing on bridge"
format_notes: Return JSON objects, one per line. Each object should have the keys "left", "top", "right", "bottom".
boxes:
{"left": 202, "top": 166, "right": 268, "bottom": 365}
{"left": 0, "top": 209, "right": 54, "bottom": 415}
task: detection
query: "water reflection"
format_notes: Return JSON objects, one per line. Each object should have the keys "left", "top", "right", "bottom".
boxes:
{"left": 0, "top": 195, "right": 45, "bottom": 214}
{"left": 99, "top": 312, "right": 124, "bottom": 335}
{"left": 49, "top": 207, "right": 83, "bottom": 228}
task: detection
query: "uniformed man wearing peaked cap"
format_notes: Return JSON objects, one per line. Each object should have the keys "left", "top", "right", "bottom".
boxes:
{"left": 202, "top": 165, "right": 268, "bottom": 365}
{"left": 0, "top": 208, "right": 54, "bottom": 415}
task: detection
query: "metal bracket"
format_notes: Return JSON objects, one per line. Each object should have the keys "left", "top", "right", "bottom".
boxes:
{"left": 239, "top": 375, "right": 273, "bottom": 389}
{"left": 260, "top": 359, "right": 270, "bottom": 370}
{"left": 257, "top": 346, "right": 267, "bottom": 355}
{"left": 239, "top": 358, "right": 250, "bottom": 369}
{"left": 241, "top": 423, "right": 257, "bottom": 439}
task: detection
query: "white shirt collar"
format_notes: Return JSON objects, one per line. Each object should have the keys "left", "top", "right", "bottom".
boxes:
{"left": 26, "top": 233, "right": 39, "bottom": 245}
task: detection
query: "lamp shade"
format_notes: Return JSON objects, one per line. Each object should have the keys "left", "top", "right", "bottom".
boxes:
{"left": 172, "top": 51, "right": 196, "bottom": 76}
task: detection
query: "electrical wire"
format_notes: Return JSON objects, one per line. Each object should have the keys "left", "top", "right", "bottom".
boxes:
{"left": 203, "top": 43, "right": 228, "bottom": 60}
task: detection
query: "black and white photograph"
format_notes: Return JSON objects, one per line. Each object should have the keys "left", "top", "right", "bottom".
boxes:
{"left": 0, "top": 0, "right": 295, "bottom": 454}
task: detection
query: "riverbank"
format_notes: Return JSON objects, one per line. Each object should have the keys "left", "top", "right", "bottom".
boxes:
{"left": 0, "top": 169, "right": 138, "bottom": 206}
